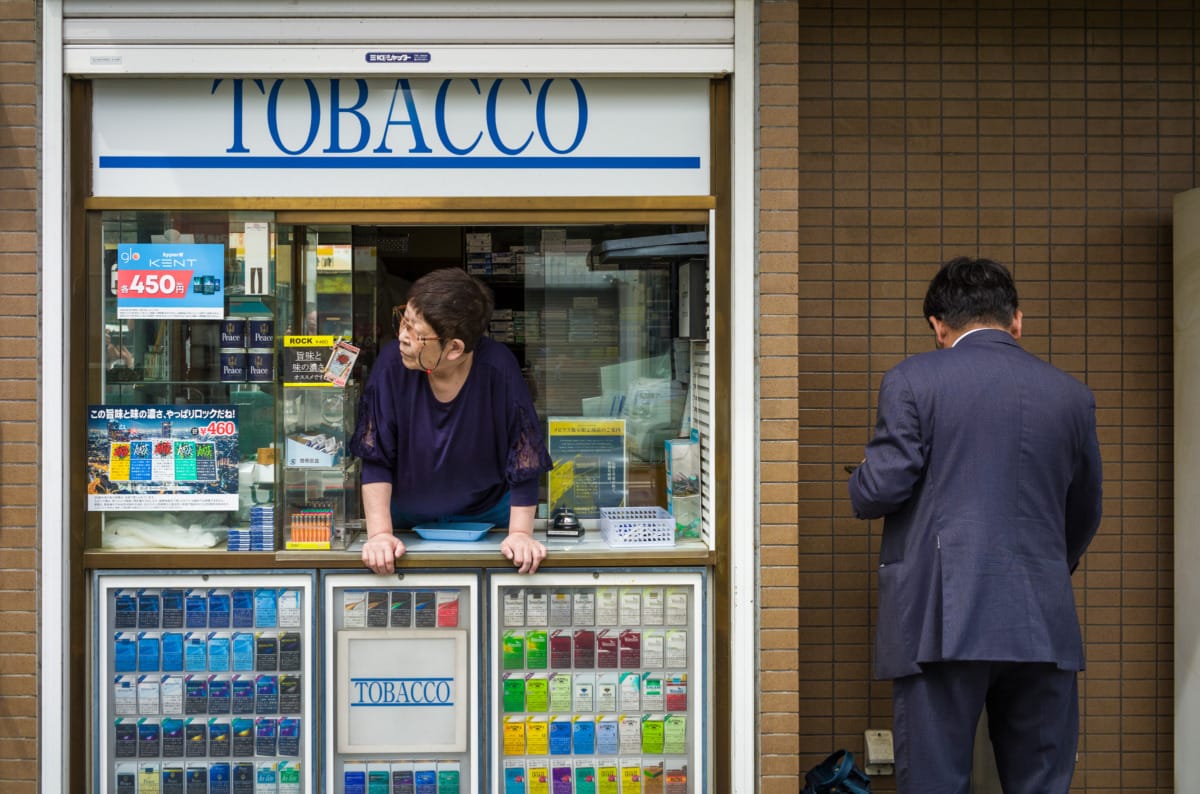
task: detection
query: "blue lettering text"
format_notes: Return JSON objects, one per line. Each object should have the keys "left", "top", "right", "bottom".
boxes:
{"left": 435, "top": 79, "right": 483, "bottom": 156}
{"left": 373, "top": 79, "right": 433, "bottom": 154}
{"left": 324, "top": 78, "right": 371, "bottom": 154}
{"left": 267, "top": 79, "right": 321, "bottom": 155}
{"left": 213, "top": 78, "right": 592, "bottom": 158}
{"left": 350, "top": 677, "right": 454, "bottom": 706}
{"left": 487, "top": 79, "right": 535, "bottom": 156}
{"left": 213, "top": 78, "right": 266, "bottom": 154}
{"left": 537, "top": 78, "right": 588, "bottom": 154}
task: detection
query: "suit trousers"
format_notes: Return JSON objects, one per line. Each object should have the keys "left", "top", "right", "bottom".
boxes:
{"left": 891, "top": 660, "right": 1079, "bottom": 794}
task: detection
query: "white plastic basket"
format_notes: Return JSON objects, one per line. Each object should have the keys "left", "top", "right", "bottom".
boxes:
{"left": 599, "top": 506, "right": 676, "bottom": 547}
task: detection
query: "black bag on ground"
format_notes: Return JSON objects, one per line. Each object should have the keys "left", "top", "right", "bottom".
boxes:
{"left": 801, "top": 749, "right": 871, "bottom": 794}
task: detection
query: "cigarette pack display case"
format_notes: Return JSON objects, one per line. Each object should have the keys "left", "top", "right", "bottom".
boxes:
{"left": 93, "top": 572, "right": 316, "bottom": 794}
{"left": 323, "top": 572, "right": 482, "bottom": 793}
{"left": 490, "top": 570, "right": 707, "bottom": 794}
{"left": 281, "top": 383, "right": 361, "bottom": 550}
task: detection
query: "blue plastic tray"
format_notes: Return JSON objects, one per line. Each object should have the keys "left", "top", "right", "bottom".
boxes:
{"left": 412, "top": 522, "right": 495, "bottom": 542}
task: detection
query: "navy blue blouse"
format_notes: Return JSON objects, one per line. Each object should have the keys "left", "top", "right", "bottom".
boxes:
{"left": 349, "top": 336, "right": 552, "bottom": 523}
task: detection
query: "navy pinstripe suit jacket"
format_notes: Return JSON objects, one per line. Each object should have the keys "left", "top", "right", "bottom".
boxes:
{"left": 849, "top": 328, "right": 1103, "bottom": 680}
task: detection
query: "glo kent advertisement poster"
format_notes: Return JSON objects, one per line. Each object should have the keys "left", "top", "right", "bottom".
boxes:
{"left": 115, "top": 242, "right": 226, "bottom": 319}
{"left": 86, "top": 405, "right": 239, "bottom": 511}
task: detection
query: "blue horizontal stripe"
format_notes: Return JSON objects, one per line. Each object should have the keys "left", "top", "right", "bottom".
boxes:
{"left": 99, "top": 155, "right": 701, "bottom": 170}
{"left": 350, "top": 702, "right": 455, "bottom": 707}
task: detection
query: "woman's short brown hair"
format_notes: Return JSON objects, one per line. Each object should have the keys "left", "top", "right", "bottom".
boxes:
{"left": 405, "top": 267, "right": 494, "bottom": 352}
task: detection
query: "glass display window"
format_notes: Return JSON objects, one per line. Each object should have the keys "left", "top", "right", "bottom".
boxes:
{"left": 85, "top": 210, "right": 285, "bottom": 552}
{"left": 83, "top": 213, "right": 710, "bottom": 552}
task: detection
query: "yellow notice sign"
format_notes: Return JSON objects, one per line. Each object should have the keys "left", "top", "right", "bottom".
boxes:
{"left": 546, "top": 417, "right": 626, "bottom": 519}
{"left": 281, "top": 335, "right": 337, "bottom": 386}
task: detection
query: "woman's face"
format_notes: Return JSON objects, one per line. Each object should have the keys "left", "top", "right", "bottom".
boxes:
{"left": 395, "top": 307, "right": 442, "bottom": 370}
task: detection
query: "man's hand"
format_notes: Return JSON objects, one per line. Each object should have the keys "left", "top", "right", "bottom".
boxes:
{"left": 361, "top": 533, "right": 406, "bottom": 574}
{"left": 500, "top": 531, "right": 546, "bottom": 574}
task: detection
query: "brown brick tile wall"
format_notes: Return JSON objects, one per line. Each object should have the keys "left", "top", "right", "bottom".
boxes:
{"left": 759, "top": 2, "right": 1189, "bottom": 792}
{"left": 0, "top": 0, "right": 38, "bottom": 790}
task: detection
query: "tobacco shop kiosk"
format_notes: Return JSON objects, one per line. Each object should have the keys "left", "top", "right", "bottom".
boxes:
{"left": 71, "top": 59, "right": 733, "bottom": 794}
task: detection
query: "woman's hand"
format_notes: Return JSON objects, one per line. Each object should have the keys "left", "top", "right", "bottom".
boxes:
{"left": 362, "top": 533, "right": 406, "bottom": 574}
{"left": 501, "top": 531, "right": 546, "bottom": 574}
{"left": 360, "top": 482, "right": 401, "bottom": 573}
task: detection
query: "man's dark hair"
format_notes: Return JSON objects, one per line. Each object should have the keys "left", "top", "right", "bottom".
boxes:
{"left": 922, "top": 256, "right": 1019, "bottom": 330}
{"left": 406, "top": 267, "right": 494, "bottom": 352}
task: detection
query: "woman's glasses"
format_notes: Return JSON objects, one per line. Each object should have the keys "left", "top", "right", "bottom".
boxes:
{"left": 391, "top": 304, "right": 447, "bottom": 373}
{"left": 391, "top": 305, "right": 440, "bottom": 344}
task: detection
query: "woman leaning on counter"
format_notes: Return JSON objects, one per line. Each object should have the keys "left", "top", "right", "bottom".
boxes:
{"left": 349, "top": 267, "right": 553, "bottom": 575}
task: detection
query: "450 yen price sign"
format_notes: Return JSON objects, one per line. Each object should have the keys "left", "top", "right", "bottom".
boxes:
{"left": 116, "top": 270, "right": 192, "bottom": 298}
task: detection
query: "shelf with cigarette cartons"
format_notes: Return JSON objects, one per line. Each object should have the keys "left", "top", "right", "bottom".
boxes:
{"left": 94, "top": 571, "right": 316, "bottom": 794}
{"left": 490, "top": 570, "right": 707, "bottom": 793}
{"left": 102, "top": 312, "right": 279, "bottom": 415}
{"left": 280, "top": 384, "right": 361, "bottom": 551}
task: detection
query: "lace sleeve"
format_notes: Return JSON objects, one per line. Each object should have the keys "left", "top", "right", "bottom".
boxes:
{"left": 348, "top": 380, "right": 394, "bottom": 470}
{"left": 506, "top": 400, "right": 552, "bottom": 487}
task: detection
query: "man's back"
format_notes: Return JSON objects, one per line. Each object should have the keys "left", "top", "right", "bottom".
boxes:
{"left": 849, "top": 328, "right": 1103, "bottom": 679}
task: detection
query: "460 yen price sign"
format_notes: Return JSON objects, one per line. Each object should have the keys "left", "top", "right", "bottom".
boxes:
{"left": 194, "top": 421, "right": 236, "bottom": 438}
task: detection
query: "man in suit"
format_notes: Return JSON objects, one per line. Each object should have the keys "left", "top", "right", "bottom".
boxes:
{"left": 848, "top": 257, "right": 1103, "bottom": 793}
